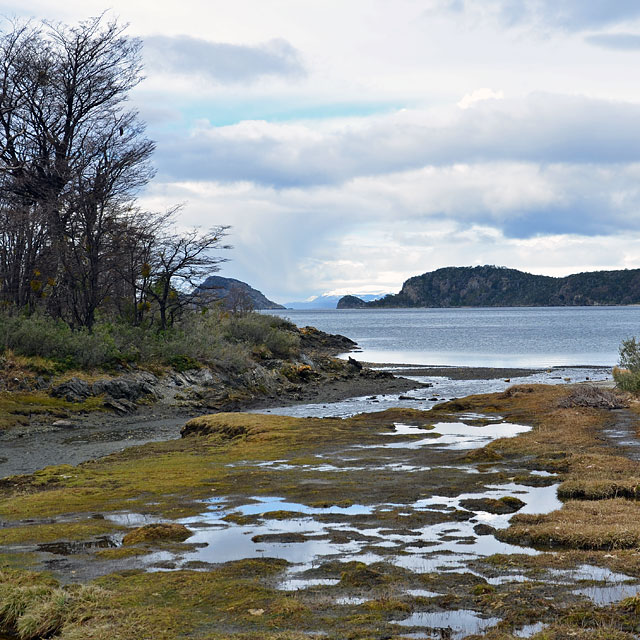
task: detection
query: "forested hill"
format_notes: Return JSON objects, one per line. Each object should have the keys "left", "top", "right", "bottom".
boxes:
{"left": 195, "top": 276, "right": 285, "bottom": 310}
{"left": 337, "top": 266, "right": 640, "bottom": 308}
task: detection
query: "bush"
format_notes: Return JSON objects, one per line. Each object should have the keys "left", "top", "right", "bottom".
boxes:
{"left": 619, "top": 337, "right": 640, "bottom": 372}
{"left": 613, "top": 367, "right": 640, "bottom": 393}
{"left": 614, "top": 337, "right": 640, "bottom": 392}
{"left": 166, "top": 355, "right": 201, "bottom": 372}
{"left": 224, "top": 313, "right": 300, "bottom": 358}
{"left": 0, "top": 307, "right": 300, "bottom": 374}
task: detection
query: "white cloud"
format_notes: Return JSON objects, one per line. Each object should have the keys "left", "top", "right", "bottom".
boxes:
{"left": 457, "top": 88, "right": 505, "bottom": 109}
{"left": 154, "top": 93, "right": 640, "bottom": 202}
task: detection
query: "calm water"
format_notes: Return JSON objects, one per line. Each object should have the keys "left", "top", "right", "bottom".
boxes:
{"left": 265, "top": 307, "right": 640, "bottom": 367}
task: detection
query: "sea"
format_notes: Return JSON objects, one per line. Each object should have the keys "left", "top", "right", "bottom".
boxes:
{"left": 258, "top": 306, "right": 639, "bottom": 417}
{"left": 265, "top": 306, "right": 640, "bottom": 368}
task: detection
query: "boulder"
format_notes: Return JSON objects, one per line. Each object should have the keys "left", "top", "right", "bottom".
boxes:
{"left": 102, "top": 396, "right": 138, "bottom": 414}
{"left": 92, "top": 372, "right": 158, "bottom": 401}
{"left": 51, "top": 377, "right": 91, "bottom": 403}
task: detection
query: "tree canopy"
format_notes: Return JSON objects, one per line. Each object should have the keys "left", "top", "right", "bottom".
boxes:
{"left": 0, "top": 15, "right": 229, "bottom": 330}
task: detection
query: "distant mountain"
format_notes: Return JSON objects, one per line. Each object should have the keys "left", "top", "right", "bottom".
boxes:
{"left": 285, "top": 293, "right": 386, "bottom": 310}
{"left": 337, "top": 265, "right": 640, "bottom": 308}
{"left": 195, "top": 276, "right": 285, "bottom": 310}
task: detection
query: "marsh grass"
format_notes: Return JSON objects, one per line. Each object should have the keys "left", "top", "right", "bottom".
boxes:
{"left": 2, "top": 386, "right": 640, "bottom": 638}
{"left": 498, "top": 499, "right": 640, "bottom": 550}
{"left": 121, "top": 523, "right": 191, "bottom": 545}
{"left": 0, "top": 520, "right": 122, "bottom": 545}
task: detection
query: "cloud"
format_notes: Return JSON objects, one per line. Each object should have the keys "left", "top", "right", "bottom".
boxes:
{"left": 435, "top": 0, "right": 640, "bottom": 32}
{"left": 153, "top": 93, "right": 640, "bottom": 188}
{"left": 457, "top": 88, "right": 504, "bottom": 109}
{"left": 141, "top": 155, "right": 640, "bottom": 299}
{"left": 143, "top": 35, "right": 305, "bottom": 84}
{"left": 585, "top": 32, "right": 640, "bottom": 50}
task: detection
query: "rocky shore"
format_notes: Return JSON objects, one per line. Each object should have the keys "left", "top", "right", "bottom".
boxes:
{"left": 0, "top": 325, "right": 425, "bottom": 478}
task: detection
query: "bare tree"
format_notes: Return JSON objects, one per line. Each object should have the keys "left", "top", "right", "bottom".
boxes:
{"left": 0, "top": 15, "right": 154, "bottom": 325}
{"left": 225, "top": 284, "right": 255, "bottom": 315}
{"left": 145, "top": 221, "right": 231, "bottom": 330}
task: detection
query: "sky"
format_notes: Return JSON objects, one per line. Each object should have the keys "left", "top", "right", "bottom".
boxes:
{"left": 6, "top": 1, "right": 640, "bottom": 302}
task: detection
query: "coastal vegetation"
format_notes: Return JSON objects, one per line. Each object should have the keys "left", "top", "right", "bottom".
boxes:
{"left": 0, "top": 16, "right": 372, "bottom": 425}
{"left": 613, "top": 337, "right": 640, "bottom": 392}
{"left": 338, "top": 265, "right": 640, "bottom": 308}
{"left": 1, "top": 385, "right": 640, "bottom": 638}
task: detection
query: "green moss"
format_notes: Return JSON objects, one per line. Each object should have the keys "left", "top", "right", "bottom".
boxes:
{"left": 0, "top": 520, "right": 121, "bottom": 545}
{"left": 0, "top": 390, "right": 104, "bottom": 430}
{"left": 95, "top": 547, "right": 151, "bottom": 560}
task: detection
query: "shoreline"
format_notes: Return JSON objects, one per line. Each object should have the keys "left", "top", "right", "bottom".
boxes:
{"left": 0, "top": 362, "right": 614, "bottom": 479}
{"left": 0, "top": 368, "right": 423, "bottom": 479}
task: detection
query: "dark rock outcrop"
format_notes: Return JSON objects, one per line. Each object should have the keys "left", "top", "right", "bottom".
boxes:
{"left": 92, "top": 373, "right": 157, "bottom": 401}
{"left": 51, "top": 377, "right": 91, "bottom": 403}
{"left": 298, "top": 326, "right": 357, "bottom": 354}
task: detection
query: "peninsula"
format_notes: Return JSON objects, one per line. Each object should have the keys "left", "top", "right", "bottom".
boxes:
{"left": 338, "top": 265, "right": 640, "bottom": 308}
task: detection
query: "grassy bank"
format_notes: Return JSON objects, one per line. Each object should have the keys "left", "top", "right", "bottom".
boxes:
{"left": 0, "top": 308, "right": 369, "bottom": 431}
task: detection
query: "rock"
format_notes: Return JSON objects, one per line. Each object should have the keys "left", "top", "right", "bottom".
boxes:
{"left": 51, "top": 377, "right": 91, "bottom": 403}
{"left": 92, "top": 372, "right": 158, "bottom": 401}
{"left": 185, "top": 368, "right": 216, "bottom": 386}
{"left": 102, "top": 396, "right": 137, "bottom": 414}
{"left": 300, "top": 354, "right": 314, "bottom": 367}
{"left": 51, "top": 420, "right": 76, "bottom": 428}
{"left": 474, "top": 523, "right": 497, "bottom": 536}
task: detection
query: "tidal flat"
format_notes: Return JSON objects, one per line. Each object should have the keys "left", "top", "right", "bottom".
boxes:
{"left": 1, "top": 384, "right": 640, "bottom": 639}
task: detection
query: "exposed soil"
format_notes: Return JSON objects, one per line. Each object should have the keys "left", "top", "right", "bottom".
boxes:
{"left": 0, "top": 370, "right": 421, "bottom": 479}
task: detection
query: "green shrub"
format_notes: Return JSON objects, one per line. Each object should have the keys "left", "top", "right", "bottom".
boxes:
{"left": 265, "top": 327, "right": 300, "bottom": 358}
{"left": 0, "top": 307, "right": 299, "bottom": 373}
{"left": 613, "top": 367, "right": 640, "bottom": 392}
{"left": 614, "top": 337, "right": 640, "bottom": 392}
{"left": 166, "top": 355, "right": 201, "bottom": 372}
{"left": 619, "top": 337, "right": 640, "bottom": 372}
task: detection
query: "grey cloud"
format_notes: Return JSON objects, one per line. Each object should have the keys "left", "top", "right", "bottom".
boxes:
{"left": 153, "top": 94, "right": 640, "bottom": 188}
{"left": 143, "top": 35, "right": 305, "bottom": 83}
{"left": 585, "top": 32, "right": 640, "bottom": 50}
{"left": 437, "top": 0, "right": 640, "bottom": 31}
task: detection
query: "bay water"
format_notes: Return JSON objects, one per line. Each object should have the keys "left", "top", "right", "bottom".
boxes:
{"left": 265, "top": 306, "right": 640, "bottom": 368}
{"left": 258, "top": 306, "right": 635, "bottom": 417}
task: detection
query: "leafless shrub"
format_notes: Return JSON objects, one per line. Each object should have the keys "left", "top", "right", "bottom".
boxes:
{"left": 558, "top": 385, "right": 626, "bottom": 410}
